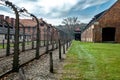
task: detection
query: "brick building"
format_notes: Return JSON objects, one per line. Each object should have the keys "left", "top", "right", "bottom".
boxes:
{"left": 20, "top": 19, "right": 37, "bottom": 41}
{"left": 0, "top": 14, "right": 59, "bottom": 43}
{"left": 0, "top": 15, "right": 29, "bottom": 43}
{"left": 81, "top": 0, "right": 120, "bottom": 43}
{"left": 20, "top": 18, "right": 50, "bottom": 41}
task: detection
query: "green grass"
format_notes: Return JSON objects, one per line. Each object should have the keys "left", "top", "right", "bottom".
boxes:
{"left": 61, "top": 41, "right": 120, "bottom": 80}
{"left": 0, "top": 41, "right": 37, "bottom": 49}
{"left": 0, "top": 43, "right": 14, "bottom": 49}
{"left": 0, "top": 41, "right": 45, "bottom": 49}
{"left": 0, "top": 43, "right": 25, "bottom": 49}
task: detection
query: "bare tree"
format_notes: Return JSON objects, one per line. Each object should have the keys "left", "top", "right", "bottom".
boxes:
{"left": 62, "top": 17, "right": 80, "bottom": 35}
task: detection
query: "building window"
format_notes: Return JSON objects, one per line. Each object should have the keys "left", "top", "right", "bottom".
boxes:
{"left": 5, "top": 34, "right": 12, "bottom": 39}
{"left": 9, "top": 26, "right": 13, "bottom": 29}
{"left": 33, "top": 27, "right": 36, "bottom": 32}
{"left": 0, "top": 24, "right": 2, "bottom": 27}
{"left": 40, "top": 23, "right": 44, "bottom": 26}
{"left": 4, "top": 25, "right": 8, "bottom": 28}
{"left": 28, "top": 27, "right": 31, "bottom": 32}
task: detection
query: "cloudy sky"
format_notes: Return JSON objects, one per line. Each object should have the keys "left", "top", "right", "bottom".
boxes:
{"left": 0, "top": 0, "right": 117, "bottom": 25}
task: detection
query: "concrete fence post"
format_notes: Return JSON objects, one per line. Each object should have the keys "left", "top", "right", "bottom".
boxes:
{"left": 66, "top": 40, "right": 68, "bottom": 50}
{"left": 32, "top": 40, "right": 34, "bottom": 49}
{"left": 59, "top": 39, "right": 62, "bottom": 60}
{"left": 19, "top": 68, "right": 26, "bottom": 80}
{"left": 49, "top": 51, "right": 53, "bottom": 73}
{"left": 2, "top": 39, "right": 5, "bottom": 49}
{"left": 63, "top": 40, "right": 65, "bottom": 54}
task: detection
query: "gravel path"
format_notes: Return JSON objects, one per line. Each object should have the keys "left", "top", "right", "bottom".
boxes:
{"left": 0, "top": 44, "right": 67, "bottom": 80}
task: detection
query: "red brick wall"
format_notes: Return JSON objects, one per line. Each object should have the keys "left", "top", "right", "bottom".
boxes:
{"left": 81, "top": 25, "right": 94, "bottom": 42}
{"left": 98, "top": 0, "right": 120, "bottom": 42}
{"left": 0, "top": 14, "right": 59, "bottom": 41}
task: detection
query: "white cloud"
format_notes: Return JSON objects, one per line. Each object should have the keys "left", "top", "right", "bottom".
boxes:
{"left": 0, "top": 0, "right": 113, "bottom": 25}
{"left": 74, "top": 0, "right": 109, "bottom": 10}
{"left": 37, "top": 0, "right": 78, "bottom": 14}
{"left": 43, "top": 18, "right": 63, "bottom": 26}
{"left": 0, "top": 11, "right": 15, "bottom": 17}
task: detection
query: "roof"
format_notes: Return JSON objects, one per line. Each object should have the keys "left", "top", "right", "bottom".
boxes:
{"left": 94, "top": 10, "right": 107, "bottom": 19}
{"left": 74, "top": 27, "right": 81, "bottom": 32}
{"left": 20, "top": 19, "right": 37, "bottom": 27}
{"left": 20, "top": 18, "right": 48, "bottom": 27}
{"left": 82, "top": 10, "right": 107, "bottom": 33}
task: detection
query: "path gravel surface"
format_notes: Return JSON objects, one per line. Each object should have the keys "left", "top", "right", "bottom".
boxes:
{"left": 0, "top": 44, "right": 67, "bottom": 80}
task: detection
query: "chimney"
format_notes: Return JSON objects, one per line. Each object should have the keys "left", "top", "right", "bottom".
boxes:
{"left": 32, "top": 18, "right": 36, "bottom": 21}
{"left": 5, "top": 16, "right": 10, "bottom": 23}
{"left": 10, "top": 18, "right": 15, "bottom": 27}
{"left": 0, "top": 15, "right": 4, "bottom": 27}
{"left": 0, "top": 15, "right": 4, "bottom": 20}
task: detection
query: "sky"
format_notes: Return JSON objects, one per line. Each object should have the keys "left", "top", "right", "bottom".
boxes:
{"left": 0, "top": 0, "right": 117, "bottom": 25}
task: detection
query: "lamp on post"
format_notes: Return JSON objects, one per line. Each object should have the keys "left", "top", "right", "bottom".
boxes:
{"left": 30, "top": 14, "right": 40, "bottom": 59}
{"left": 42, "top": 21, "right": 50, "bottom": 53}
{"left": 19, "top": 23, "right": 25, "bottom": 52}
{"left": 1, "top": 19, "right": 10, "bottom": 56}
{"left": 44, "top": 26, "right": 46, "bottom": 46}
{"left": 51, "top": 25, "right": 54, "bottom": 50}
{"left": 1, "top": 0, "right": 20, "bottom": 72}
{"left": 19, "top": 8, "right": 40, "bottom": 59}
{"left": 32, "top": 27, "right": 35, "bottom": 49}
{"left": 46, "top": 24, "right": 50, "bottom": 53}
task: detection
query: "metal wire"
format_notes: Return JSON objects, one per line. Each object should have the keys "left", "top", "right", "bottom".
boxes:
{"left": 0, "top": 0, "right": 31, "bottom": 18}
{"left": 20, "top": 13, "right": 31, "bottom": 18}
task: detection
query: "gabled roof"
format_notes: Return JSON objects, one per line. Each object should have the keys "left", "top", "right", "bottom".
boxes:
{"left": 94, "top": 10, "right": 107, "bottom": 19}
{"left": 20, "top": 19, "right": 37, "bottom": 27}
{"left": 82, "top": 10, "right": 107, "bottom": 32}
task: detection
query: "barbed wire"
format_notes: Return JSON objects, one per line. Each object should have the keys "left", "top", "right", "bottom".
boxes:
{"left": 0, "top": 0, "right": 32, "bottom": 18}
